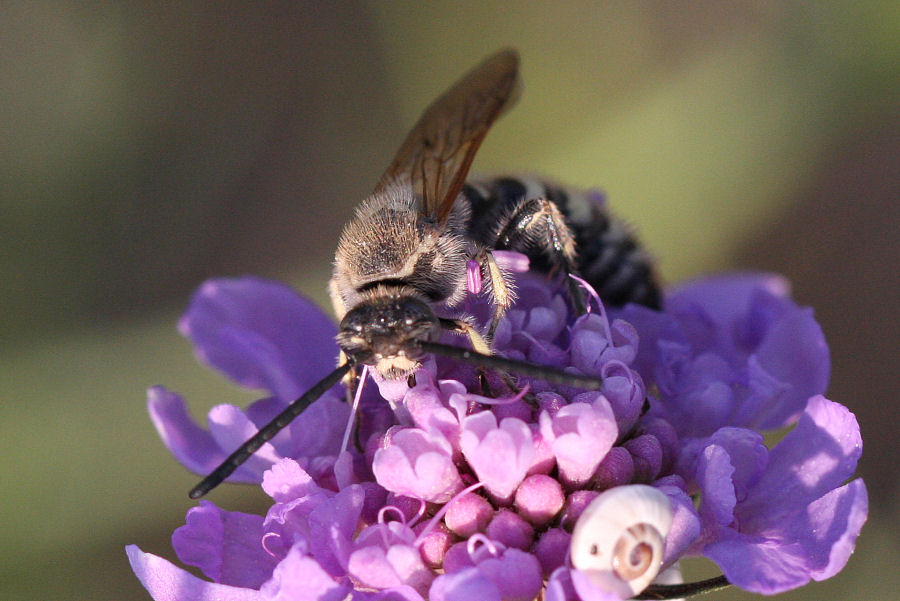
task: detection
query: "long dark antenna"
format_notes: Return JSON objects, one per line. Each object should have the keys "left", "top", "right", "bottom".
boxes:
{"left": 189, "top": 362, "right": 352, "bottom": 499}
{"left": 419, "top": 341, "right": 604, "bottom": 390}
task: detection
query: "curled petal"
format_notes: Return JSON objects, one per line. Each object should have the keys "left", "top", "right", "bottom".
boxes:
{"left": 704, "top": 533, "right": 815, "bottom": 594}
{"left": 147, "top": 387, "right": 258, "bottom": 482}
{"left": 653, "top": 477, "right": 701, "bottom": 565}
{"left": 692, "top": 398, "right": 868, "bottom": 594}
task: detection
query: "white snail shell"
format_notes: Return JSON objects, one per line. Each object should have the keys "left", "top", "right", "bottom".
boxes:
{"left": 569, "top": 484, "right": 673, "bottom": 598}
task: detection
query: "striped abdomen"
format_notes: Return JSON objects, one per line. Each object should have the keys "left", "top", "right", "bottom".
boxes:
{"left": 463, "top": 176, "right": 661, "bottom": 309}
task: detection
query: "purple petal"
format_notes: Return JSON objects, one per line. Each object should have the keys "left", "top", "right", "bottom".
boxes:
{"left": 705, "top": 428, "right": 768, "bottom": 495}
{"left": 654, "top": 478, "right": 701, "bottom": 564}
{"left": 666, "top": 273, "right": 791, "bottom": 332}
{"left": 147, "top": 386, "right": 258, "bottom": 482}
{"left": 545, "top": 567, "right": 578, "bottom": 601}
{"left": 172, "top": 501, "right": 276, "bottom": 588}
{"left": 679, "top": 428, "right": 767, "bottom": 537}
{"left": 258, "top": 545, "right": 351, "bottom": 601}
{"left": 126, "top": 545, "right": 263, "bottom": 601}
{"left": 355, "top": 586, "right": 427, "bottom": 601}
{"left": 476, "top": 548, "right": 543, "bottom": 601}
{"left": 570, "top": 568, "right": 629, "bottom": 601}
{"left": 786, "top": 479, "right": 868, "bottom": 582}
{"left": 306, "top": 484, "right": 367, "bottom": 575}
{"left": 429, "top": 567, "right": 501, "bottom": 601}
{"left": 740, "top": 308, "right": 830, "bottom": 429}
{"left": 738, "top": 396, "right": 862, "bottom": 529}
{"left": 704, "top": 532, "right": 813, "bottom": 594}
{"left": 404, "top": 381, "right": 462, "bottom": 449}
{"left": 260, "top": 458, "right": 317, "bottom": 502}
{"left": 442, "top": 542, "right": 476, "bottom": 574}
{"left": 348, "top": 546, "right": 405, "bottom": 590}
{"left": 207, "top": 404, "right": 283, "bottom": 474}
{"left": 460, "top": 412, "right": 535, "bottom": 502}
{"left": 539, "top": 398, "right": 616, "bottom": 487}
{"left": 179, "top": 277, "right": 338, "bottom": 403}
{"left": 284, "top": 395, "right": 351, "bottom": 459}
{"left": 696, "top": 445, "right": 738, "bottom": 532}
{"left": 373, "top": 428, "right": 462, "bottom": 503}
{"left": 387, "top": 545, "right": 435, "bottom": 595}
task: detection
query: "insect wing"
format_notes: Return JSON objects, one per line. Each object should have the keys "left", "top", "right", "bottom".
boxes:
{"left": 377, "top": 48, "right": 521, "bottom": 224}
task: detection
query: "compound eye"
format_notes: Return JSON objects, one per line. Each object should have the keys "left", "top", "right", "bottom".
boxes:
{"left": 399, "top": 298, "right": 428, "bottom": 325}
{"left": 340, "top": 308, "right": 368, "bottom": 334}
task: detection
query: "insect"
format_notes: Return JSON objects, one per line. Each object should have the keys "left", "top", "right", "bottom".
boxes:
{"left": 189, "top": 48, "right": 659, "bottom": 499}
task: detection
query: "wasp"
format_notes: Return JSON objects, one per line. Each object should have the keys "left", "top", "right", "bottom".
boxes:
{"left": 190, "top": 49, "right": 659, "bottom": 498}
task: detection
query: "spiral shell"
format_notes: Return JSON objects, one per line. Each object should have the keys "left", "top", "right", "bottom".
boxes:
{"left": 569, "top": 484, "right": 673, "bottom": 598}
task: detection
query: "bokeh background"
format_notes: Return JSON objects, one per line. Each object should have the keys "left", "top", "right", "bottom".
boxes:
{"left": 1, "top": 3, "right": 897, "bottom": 600}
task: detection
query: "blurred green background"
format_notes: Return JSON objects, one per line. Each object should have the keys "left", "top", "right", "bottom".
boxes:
{"left": 1, "top": 3, "right": 897, "bottom": 600}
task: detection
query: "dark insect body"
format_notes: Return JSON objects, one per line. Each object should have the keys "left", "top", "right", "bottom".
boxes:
{"left": 463, "top": 176, "right": 661, "bottom": 310}
{"left": 190, "top": 48, "right": 658, "bottom": 499}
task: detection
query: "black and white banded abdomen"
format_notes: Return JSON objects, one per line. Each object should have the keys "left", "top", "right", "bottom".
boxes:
{"left": 463, "top": 176, "right": 661, "bottom": 309}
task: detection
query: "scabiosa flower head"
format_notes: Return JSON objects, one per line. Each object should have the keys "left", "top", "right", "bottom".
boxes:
{"left": 129, "top": 271, "right": 866, "bottom": 601}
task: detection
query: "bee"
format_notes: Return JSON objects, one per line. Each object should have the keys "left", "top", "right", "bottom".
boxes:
{"left": 189, "top": 49, "right": 659, "bottom": 499}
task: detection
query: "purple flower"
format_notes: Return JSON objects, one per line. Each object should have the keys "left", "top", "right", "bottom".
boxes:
{"left": 431, "top": 539, "right": 543, "bottom": 601}
{"left": 459, "top": 412, "right": 535, "bottom": 502}
{"left": 348, "top": 521, "right": 434, "bottom": 595}
{"left": 538, "top": 394, "right": 617, "bottom": 488}
{"left": 130, "top": 272, "right": 865, "bottom": 601}
{"left": 148, "top": 277, "right": 350, "bottom": 483}
{"left": 678, "top": 395, "right": 867, "bottom": 594}
{"left": 373, "top": 427, "right": 463, "bottom": 503}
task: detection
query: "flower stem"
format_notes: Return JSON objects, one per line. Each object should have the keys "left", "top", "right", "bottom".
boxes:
{"left": 637, "top": 575, "right": 731, "bottom": 600}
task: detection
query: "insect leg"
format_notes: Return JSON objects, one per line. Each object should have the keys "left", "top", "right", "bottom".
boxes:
{"left": 492, "top": 197, "right": 587, "bottom": 314}
{"left": 474, "top": 248, "right": 516, "bottom": 340}
{"left": 439, "top": 317, "right": 492, "bottom": 355}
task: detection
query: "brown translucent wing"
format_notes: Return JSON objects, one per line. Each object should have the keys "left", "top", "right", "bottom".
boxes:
{"left": 376, "top": 48, "right": 521, "bottom": 224}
